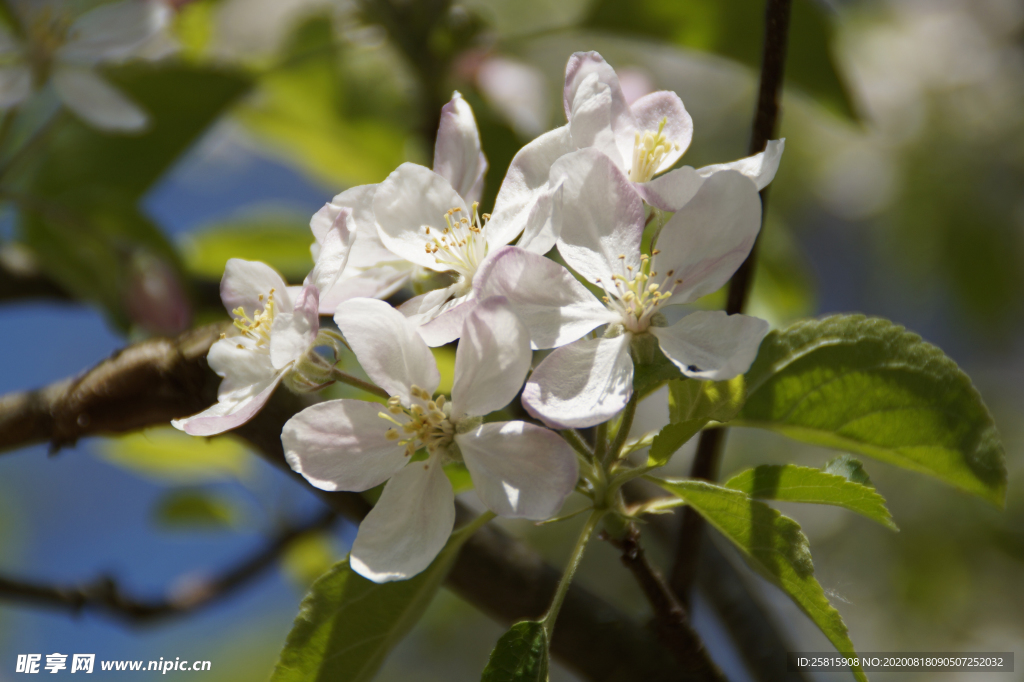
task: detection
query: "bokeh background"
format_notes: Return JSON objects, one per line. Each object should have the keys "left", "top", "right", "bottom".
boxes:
{"left": 0, "top": 0, "right": 1022, "bottom": 680}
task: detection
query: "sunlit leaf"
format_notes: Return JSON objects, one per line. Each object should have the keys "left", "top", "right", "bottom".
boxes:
{"left": 271, "top": 519, "right": 487, "bottom": 682}
{"left": 651, "top": 478, "right": 866, "bottom": 682}
{"left": 823, "top": 454, "right": 872, "bottom": 487}
{"left": 152, "top": 489, "right": 238, "bottom": 530}
{"left": 181, "top": 214, "right": 314, "bottom": 283}
{"left": 734, "top": 315, "right": 1006, "bottom": 506}
{"left": 648, "top": 376, "right": 745, "bottom": 467}
{"left": 724, "top": 464, "right": 897, "bottom": 530}
{"left": 481, "top": 621, "right": 549, "bottom": 682}
{"left": 282, "top": 533, "right": 340, "bottom": 590}
{"left": 99, "top": 427, "right": 252, "bottom": 484}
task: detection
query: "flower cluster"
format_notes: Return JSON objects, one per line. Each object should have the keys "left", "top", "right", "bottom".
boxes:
{"left": 173, "top": 51, "right": 781, "bottom": 583}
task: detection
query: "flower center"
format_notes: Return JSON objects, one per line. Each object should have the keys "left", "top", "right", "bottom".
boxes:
{"left": 26, "top": 9, "right": 70, "bottom": 78}
{"left": 596, "top": 250, "right": 682, "bottom": 333}
{"left": 628, "top": 118, "right": 679, "bottom": 184}
{"left": 423, "top": 203, "right": 490, "bottom": 286}
{"left": 231, "top": 289, "right": 276, "bottom": 348}
{"left": 380, "top": 386, "right": 456, "bottom": 457}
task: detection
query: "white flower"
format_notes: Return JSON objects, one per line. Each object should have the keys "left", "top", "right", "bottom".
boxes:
{"left": 0, "top": 0, "right": 172, "bottom": 131}
{"left": 477, "top": 149, "right": 770, "bottom": 428}
{"left": 171, "top": 259, "right": 325, "bottom": 436}
{"left": 499, "top": 51, "right": 784, "bottom": 219}
{"left": 311, "top": 92, "right": 559, "bottom": 346}
{"left": 282, "top": 297, "right": 579, "bottom": 582}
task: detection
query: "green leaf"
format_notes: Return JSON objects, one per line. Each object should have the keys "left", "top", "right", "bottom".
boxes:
{"left": 99, "top": 427, "right": 252, "bottom": 484}
{"left": 648, "top": 376, "right": 745, "bottom": 467}
{"left": 181, "top": 214, "right": 314, "bottom": 283}
{"left": 481, "top": 621, "right": 549, "bottom": 682}
{"left": 734, "top": 315, "right": 1007, "bottom": 506}
{"left": 631, "top": 338, "right": 686, "bottom": 400}
{"left": 823, "top": 454, "right": 873, "bottom": 487}
{"left": 651, "top": 478, "right": 866, "bottom": 682}
{"left": 152, "top": 489, "right": 237, "bottom": 530}
{"left": 582, "top": 0, "right": 857, "bottom": 120}
{"left": 724, "top": 464, "right": 897, "bottom": 531}
{"left": 271, "top": 519, "right": 487, "bottom": 682}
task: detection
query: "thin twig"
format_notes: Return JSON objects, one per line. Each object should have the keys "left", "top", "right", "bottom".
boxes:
{"left": 0, "top": 509, "right": 339, "bottom": 622}
{"left": 670, "top": 0, "right": 794, "bottom": 605}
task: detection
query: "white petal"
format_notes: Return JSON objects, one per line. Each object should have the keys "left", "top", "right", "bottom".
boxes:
{"left": 697, "top": 139, "right": 785, "bottom": 191}
{"left": 220, "top": 259, "right": 291, "bottom": 317}
{"left": 522, "top": 335, "right": 634, "bottom": 429}
{"left": 487, "top": 125, "right": 573, "bottom": 248}
{"left": 318, "top": 184, "right": 377, "bottom": 243}
{"left": 399, "top": 285, "right": 475, "bottom": 347}
{"left": 307, "top": 205, "right": 355, "bottom": 295}
{"left": 373, "top": 163, "right": 469, "bottom": 271}
{"left": 458, "top": 421, "right": 578, "bottom": 519}
{"left": 630, "top": 91, "right": 694, "bottom": 173}
{"left": 282, "top": 400, "right": 409, "bottom": 492}
{"left": 207, "top": 335, "right": 275, "bottom": 397}
{"left": 59, "top": 0, "right": 170, "bottom": 63}
{"left": 552, "top": 148, "right": 645, "bottom": 285}
{"left": 319, "top": 264, "right": 412, "bottom": 313}
{"left": 433, "top": 91, "right": 488, "bottom": 204}
{"left": 475, "top": 247, "right": 612, "bottom": 349}
{"left": 52, "top": 66, "right": 148, "bottom": 132}
{"left": 451, "top": 297, "right": 531, "bottom": 418}
{"left": 651, "top": 311, "right": 769, "bottom": 380}
{"left": 654, "top": 170, "right": 762, "bottom": 304}
{"left": 633, "top": 166, "right": 704, "bottom": 212}
{"left": 171, "top": 371, "right": 282, "bottom": 437}
{"left": 350, "top": 456, "right": 455, "bottom": 583}
{"left": 334, "top": 298, "right": 439, "bottom": 403}
{"left": 563, "top": 52, "right": 632, "bottom": 140}
{"left": 515, "top": 180, "right": 562, "bottom": 255}
{"left": 270, "top": 284, "right": 319, "bottom": 370}
{"left": 568, "top": 75, "right": 623, "bottom": 169}
{"left": 0, "top": 66, "right": 32, "bottom": 109}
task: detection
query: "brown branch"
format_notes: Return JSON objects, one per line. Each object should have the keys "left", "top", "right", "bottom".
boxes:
{"left": 605, "top": 526, "right": 726, "bottom": 682}
{"left": 0, "top": 509, "right": 338, "bottom": 622}
{"left": 671, "top": 0, "right": 794, "bottom": 605}
{"left": 0, "top": 325, "right": 697, "bottom": 682}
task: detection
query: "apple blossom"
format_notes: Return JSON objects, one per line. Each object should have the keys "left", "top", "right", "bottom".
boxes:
{"left": 0, "top": 0, "right": 172, "bottom": 131}
{"left": 282, "top": 297, "right": 579, "bottom": 582}
{"left": 476, "top": 148, "right": 770, "bottom": 428}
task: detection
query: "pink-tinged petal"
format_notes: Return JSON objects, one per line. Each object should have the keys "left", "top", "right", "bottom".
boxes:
{"left": 488, "top": 126, "right": 573, "bottom": 249}
{"left": 654, "top": 170, "right": 762, "bottom": 304}
{"left": 475, "top": 247, "right": 612, "bottom": 349}
{"left": 52, "top": 66, "right": 147, "bottom": 132}
{"left": 58, "top": 0, "right": 170, "bottom": 64}
{"left": 334, "top": 298, "right": 439, "bottom": 402}
{"left": 397, "top": 284, "right": 469, "bottom": 343}
{"left": 515, "top": 181, "right": 562, "bottom": 256}
{"left": 374, "top": 163, "right": 469, "bottom": 271}
{"left": 350, "top": 456, "right": 455, "bottom": 583}
{"left": 282, "top": 400, "right": 409, "bottom": 492}
{"left": 0, "top": 66, "right": 31, "bottom": 108}
{"left": 552, "top": 148, "right": 645, "bottom": 285}
{"left": 451, "top": 297, "right": 531, "bottom": 418}
{"left": 457, "top": 421, "right": 578, "bottom": 519}
{"left": 220, "top": 259, "right": 291, "bottom": 316}
{"left": 415, "top": 292, "right": 478, "bottom": 348}
{"left": 568, "top": 75, "right": 624, "bottom": 169}
{"left": 307, "top": 206, "right": 355, "bottom": 295}
{"left": 270, "top": 284, "right": 319, "bottom": 369}
{"left": 171, "top": 372, "right": 282, "bottom": 437}
{"left": 433, "top": 91, "right": 488, "bottom": 204}
{"left": 650, "top": 311, "right": 769, "bottom": 380}
{"left": 563, "top": 51, "right": 631, "bottom": 133}
{"left": 522, "top": 334, "right": 634, "bottom": 429}
{"left": 630, "top": 91, "right": 694, "bottom": 173}
{"left": 696, "top": 139, "right": 785, "bottom": 190}
{"left": 317, "top": 184, "right": 377, "bottom": 243}
{"left": 633, "top": 166, "right": 703, "bottom": 212}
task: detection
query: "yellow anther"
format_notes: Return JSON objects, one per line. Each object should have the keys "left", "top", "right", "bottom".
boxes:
{"left": 385, "top": 429, "right": 399, "bottom": 441}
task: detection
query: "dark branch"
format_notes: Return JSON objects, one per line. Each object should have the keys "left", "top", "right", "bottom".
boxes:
{"left": 0, "top": 325, "right": 698, "bottom": 682}
{"left": 672, "top": 0, "right": 794, "bottom": 604}
{"left": 605, "top": 526, "right": 726, "bottom": 681}
{"left": 0, "top": 509, "right": 338, "bottom": 622}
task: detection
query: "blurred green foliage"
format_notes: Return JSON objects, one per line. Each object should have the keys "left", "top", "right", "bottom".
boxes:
{"left": 99, "top": 427, "right": 252, "bottom": 484}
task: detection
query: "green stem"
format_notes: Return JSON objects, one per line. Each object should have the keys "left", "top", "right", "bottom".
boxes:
{"left": 330, "top": 367, "right": 389, "bottom": 399}
{"left": 542, "top": 508, "right": 605, "bottom": 639}
{"left": 458, "top": 509, "right": 496, "bottom": 537}
{"left": 560, "top": 429, "right": 593, "bottom": 460}
{"left": 608, "top": 393, "right": 638, "bottom": 464}
{"left": 593, "top": 422, "right": 608, "bottom": 466}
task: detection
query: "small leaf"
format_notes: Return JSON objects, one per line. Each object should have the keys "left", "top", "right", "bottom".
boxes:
{"left": 648, "top": 377, "right": 745, "bottom": 467}
{"left": 271, "top": 520, "right": 485, "bottom": 682}
{"left": 648, "top": 420, "right": 704, "bottom": 468}
{"left": 734, "top": 315, "right": 1006, "bottom": 506}
{"left": 724, "top": 464, "right": 897, "bottom": 531}
{"left": 152, "top": 489, "right": 237, "bottom": 530}
{"left": 651, "top": 478, "right": 866, "bottom": 682}
{"left": 823, "top": 455, "right": 873, "bottom": 487}
{"left": 99, "top": 427, "right": 251, "bottom": 484}
{"left": 481, "top": 621, "right": 549, "bottom": 682}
